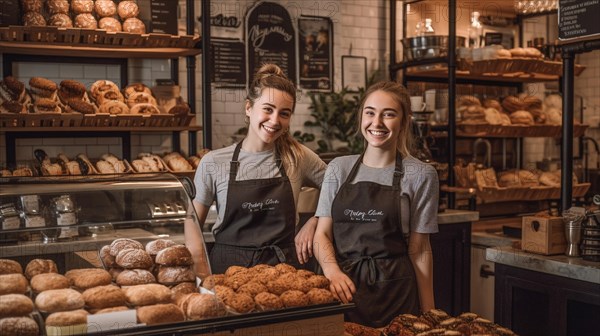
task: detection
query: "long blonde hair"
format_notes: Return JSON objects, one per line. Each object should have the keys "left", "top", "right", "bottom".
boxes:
{"left": 246, "top": 64, "right": 305, "bottom": 173}
{"left": 357, "top": 81, "right": 414, "bottom": 157}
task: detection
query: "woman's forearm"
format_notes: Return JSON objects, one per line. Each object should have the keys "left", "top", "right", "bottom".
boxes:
{"left": 409, "top": 233, "right": 435, "bottom": 312}
{"left": 313, "top": 217, "right": 342, "bottom": 276}
{"left": 185, "top": 201, "right": 210, "bottom": 277}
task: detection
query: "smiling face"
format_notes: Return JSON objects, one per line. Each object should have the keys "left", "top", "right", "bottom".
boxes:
{"left": 360, "top": 90, "right": 404, "bottom": 151}
{"left": 245, "top": 88, "right": 294, "bottom": 150}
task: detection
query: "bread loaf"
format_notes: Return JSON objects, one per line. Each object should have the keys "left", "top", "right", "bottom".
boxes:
{"left": 145, "top": 239, "right": 177, "bottom": 256}
{"left": 0, "top": 259, "right": 22, "bottom": 275}
{"left": 93, "top": 306, "right": 130, "bottom": 314}
{"left": 45, "top": 309, "right": 88, "bottom": 327}
{"left": 65, "top": 268, "right": 112, "bottom": 289}
{"left": 30, "top": 273, "right": 69, "bottom": 292}
{"left": 109, "top": 238, "right": 144, "bottom": 257}
{"left": 0, "top": 274, "right": 28, "bottom": 295}
{"left": 185, "top": 293, "right": 227, "bottom": 320}
{"left": 155, "top": 245, "right": 193, "bottom": 266}
{"left": 116, "top": 248, "right": 153, "bottom": 269}
{"left": 0, "top": 317, "right": 39, "bottom": 336}
{"left": 136, "top": 303, "right": 185, "bottom": 325}
{"left": 0, "top": 294, "right": 34, "bottom": 317}
{"left": 122, "top": 284, "right": 172, "bottom": 306}
{"left": 116, "top": 269, "right": 156, "bottom": 286}
{"left": 170, "top": 282, "right": 198, "bottom": 302}
{"left": 509, "top": 110, "right": 534, "bottom": 125}
{"left": 457, "top": 95, "right": 481, "bottom": 107}
{"left": 35, "top": 288, "right": 84, "bottom": 313}
{"left": 539, "top": 171, "right": 561, "bottom": 187}
{"left": 24, "top": 259, "right": 58, "bottom": 279}
{"left": 100, "top": 245, "right": 116, "bottom": 268}
{"left": 82, "top": 285, "right": 126, "bottom": 309}
{"left": 157, "top": 266, "right": 195, "bottom": 285}
{"left": 502, "top": 96, "right": 526, "bottom": 113}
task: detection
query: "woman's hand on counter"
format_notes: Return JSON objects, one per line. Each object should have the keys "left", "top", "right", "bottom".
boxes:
{"left": 295, "top": 216, "right": 318, "bottom": 264}
{"left": 325, "top": 268, "right": 356, "bottom": 304}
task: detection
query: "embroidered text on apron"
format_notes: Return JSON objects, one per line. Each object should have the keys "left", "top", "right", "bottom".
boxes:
{"left": 209, "top": 141, "right": 297, "bottom": 274}
{"left": 331, "top": 152, "right": 419, "bottom": 328}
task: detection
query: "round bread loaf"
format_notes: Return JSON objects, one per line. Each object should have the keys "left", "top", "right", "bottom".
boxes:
{"left": 0, "top": 317, "right": 39, "bottom": 336}
{"left": 74, "top": 13, "right": 98, "bottom": 29}
{"left": 0, "top": 259, "right": 22, "bottom": 275}
{"left": 225, "top": 294, "right": 255, "bottom": 313}
{"left": 118, "top": 1, "right": 140, "bottom": 20}
{"left": 116, "top": 269, "right": 156, "bottom": 286}
{"left": 307, "top": 288, "right": 335, "bottom": 305}
{"left": 185, "top": 293, "right": 227, "bottom": 320}
{"left": 99, "top": 245, "right": 115, "bottom": 268}
{"left": 109, "top": 238, "right": 144, "bottom": 257}
{"left": 108, "top": 267, "right": 124, "bottom": 281}
{"left": 145, "top": 239, "right": 177, "bottom": 256}
{"left": 170, "top": 282, "right": 198, "bottom": 302}
{"left": 71, "top": 0, "right": 94, "bottom": 14}
{"left": 21, "top": 0, "right": 43, "bottom": 12}
{"left": 94, "top": 0, "right": 117, "bottom": 17}
{"left": 35, "top": 288, "right": 84, "bottom": 313}
{"left": 82, "top": 285, "right": 126, "bottom": 309}
{"left": 46, "top": 0, "right": 69, "bottom": 14}
{"left": 122, "top": 17, "right": 146, "bottom": 34}
{"left": 45, "top": 309, "right": 88, "bottom": 327}
{"left": 0, "top": 294, "right": 34, "bottom": 317}
{"left": 509, "top": 110, "right": 534, "bottom": 125}
{"left": 116, "top": 249, "right": 153, "bottom": 269}
{"left": 157, "top": 266, "right": 195, "bottom": 285}
{"left": 280, "top": 290, "right": 309, "bottom": 308}
{"left": 48, "top": 13, "right": 73, "bottom": 27}
{"left": 99, "top": 17, "right": 122, "bottom": 32}
{"left": 0, "top": 274, "right": 28, "bottom": 295}
{"left": 30, "top": 273, "right": 69, "bottom": 292}
{"left": 254, "top": 292, "right": 284, "bottom": 311}
{"left": 136, "top": 303, "right": 185, "bottom": 326}
{"left": 65, "top": 268, "right": 112, "bottom": 290}
{"left": 155, "top": 245, "right": 193, "bottom": 266}
{"left": 22, "top": 11, "right": 46, "bottom": 26}
{"left": 122, "top": 284, "right": 172, "bottom": 306}
{"left": 24, "top": 258, "right": 58, "bottom": 280}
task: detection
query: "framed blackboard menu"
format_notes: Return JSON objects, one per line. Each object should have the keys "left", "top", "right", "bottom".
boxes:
{"left": 559, "top": 0, "right": 600, "bottom": 41}
{"left": 0, "top": 0, "right": 19, "bottom": 26}
{"left": 298, "top": 16, "right": 333, "bottom": 92}
{"left": 150, "top": 0, "right": 178, "bottom": 35}
{"left": 245, "top": 1, "right": 296, "bottom": 86}
{"left": 211, "top": 38, "right": 246, "bottom": 88}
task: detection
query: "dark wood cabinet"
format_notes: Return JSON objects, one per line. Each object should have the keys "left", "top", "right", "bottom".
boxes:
{"left": 430, "top": 221, "right": 471, "bottom": 316}
{"left": 495, "top": 263, "right": 600, "bottom": 336}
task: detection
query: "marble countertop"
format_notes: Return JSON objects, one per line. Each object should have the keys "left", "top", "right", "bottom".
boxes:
{"left": 437, "top": 209, "right": 479, "bottom": 224}
{"left": 486, "top": 246, "right": 600, "bottom": 284}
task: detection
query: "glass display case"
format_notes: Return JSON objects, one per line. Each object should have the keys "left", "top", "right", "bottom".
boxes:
{"left": 0, "top": 174, "right": 351, "bottom": 335}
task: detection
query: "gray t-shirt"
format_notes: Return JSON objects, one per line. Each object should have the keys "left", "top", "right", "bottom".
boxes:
{"left": 194, "top": 143, "right": 326, "bottom": 232}
{"left": 315, "top": 154, "right": 439, "bottom": 234}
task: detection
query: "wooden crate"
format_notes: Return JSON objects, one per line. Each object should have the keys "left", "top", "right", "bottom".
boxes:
{"left": 522, "top": 216, "right": 567, "bottom": 255}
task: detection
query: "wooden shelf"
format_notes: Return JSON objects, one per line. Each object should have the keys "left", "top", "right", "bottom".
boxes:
{"left": 0, "top": 41, "right": 201, "bottom": 59}
{"left": 0, "top": 126, "right": 203, "bottom": 132}
{"left": 405, "top": 67, "right": 561, "bottom": 83}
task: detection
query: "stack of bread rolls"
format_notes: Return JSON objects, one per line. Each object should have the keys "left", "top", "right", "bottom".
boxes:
{"left": 457, "top": 95, "right": 511, "bottom": 126}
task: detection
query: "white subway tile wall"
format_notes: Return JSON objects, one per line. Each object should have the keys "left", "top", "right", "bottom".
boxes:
{"left": 1, "top": 1, "right": 598, "bottom": 171}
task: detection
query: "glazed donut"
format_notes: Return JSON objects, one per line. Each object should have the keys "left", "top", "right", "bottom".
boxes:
{"left": 99, "top": 17, "right": 122, "bottom": 33}
{"left": 22, "top": 11, "right": 46, "bottom": 26}
{"left": 127, "top": 92, "right": 157, "bottom": 108}
{"left": 48, "top": 14, "right": 72, "bottom": 28}
{"left": 118, "top": 1, "right": 140, "bottom": 20}
{"left": 130, "top": 103, "right": 160, "bottom": 115}
{"left": 94, "top": 0, "right": 117, "bottom": 18}
{"left": 99, "top": 101, "right": 130, "bottom": 115}
{"left": 74, "top": 13, "right": 98, "bottom": 29}
{"left": 71, "top": 0, "right": 94, "bottom": 14}
{"left": 123, "top": 17, "right": 146, "bottom": 34}
{"left": 46, "top": 0, "right": 70, "bottom": 15}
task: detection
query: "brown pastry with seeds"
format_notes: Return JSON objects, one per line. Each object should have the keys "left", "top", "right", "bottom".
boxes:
{"left": 46, "top": 0, "right": 69, "bottom": 14}
{"left": 236, "top": 281, "right": 267, "bottom": 298}
{"left": 66, "top": 99, "right": 97, "bottom": 114}
{"left": 22, "top": 11, "right": 46, "bottom": 26}
{"left": 74, "top": 13, "right": 98, "bottom": 29}
{"left": 123, "top": 17, "right": 146, "bottom": 34}
{"left": 94, "top": 0, "right": 117, "bottom": 17}
{"left": 280, "top": 290, "right": 309, "bottom": 308}
{"left": 306, "top": 274, "right": 330, "bottom": 289}
{"left": 33, "top": 98, "right": 60, "bottom": 113}
{"left": 48, "top": 13, "right": 73, "bottom": 27}
{"left": 225, "top": 293, "right": 255, "bottom": 314}
{"left": 306, "top": 288, "right": 335, "bottom": 305}
{"left": 118, "top": 1, "right": 140, "bottom": 20}
{"left": 224, "top": 272, "right": 252, "bottom": 291}
{"left": 99, "top": 17, "right": 122, "bottom": 32}
{"left": 71, "top": 0, "right": 94, "bottom": 14}
{"left": 201, "top": 274, "right": 225, "bottom": 290}
{"left": 254, "top": 292, "right": 284, "bottom": 311}
{"left": 58, "top": 80, "right": 86, "bottom": 102}
{"left": 0, "top": 76, "right": 26, "bottom": 103}
{"left": 254, "top": 267, "right": 280, "bottom": 284}
{"left": 29, "top": 77, "right": 58, "bottom": 99}
{"left": 275, "top": 263, "right": 297, "bottom": 274}
{"left": 344, "top": 322, "right": 381, "bottom": 336}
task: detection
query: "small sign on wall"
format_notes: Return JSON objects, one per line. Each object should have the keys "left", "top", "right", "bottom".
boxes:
{"left": 0, "top": 0, "right": 20, "bottom": 26}
{"left": 298, "top": 16, "right": 333, "bottom": 92}
{"left": 559, "top": 0, "right": 600, "bottom": 41}
{"left": 150, "top": 0, "right": 178, "bottom": 35}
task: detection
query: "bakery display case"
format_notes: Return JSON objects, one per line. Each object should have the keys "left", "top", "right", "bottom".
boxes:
{"left": 0, "top": 173, "right": 352, "bottom": 335}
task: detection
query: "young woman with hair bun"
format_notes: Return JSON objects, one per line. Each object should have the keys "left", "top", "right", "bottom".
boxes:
{"left": 186, "top": 64, "right": 326, "bottom": 275}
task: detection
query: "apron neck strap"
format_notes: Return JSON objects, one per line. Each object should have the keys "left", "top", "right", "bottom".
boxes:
{"left": 348, "top": 152, "right": 404, "bottom": 190}
{"left": 230, "top": 141, "right": 287, "bottom": 180}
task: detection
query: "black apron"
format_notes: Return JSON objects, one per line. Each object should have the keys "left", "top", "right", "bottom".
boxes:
{"left": 209, "top": 141, "right": 298, "bottom": 274}
{"left": 331, "top": 153, "right": 419, "bottom": 328}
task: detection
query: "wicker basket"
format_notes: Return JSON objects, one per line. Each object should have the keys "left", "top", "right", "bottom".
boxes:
{"left": 477, "top": 183, "right": 590, "bottom": 203}
{"left": 0, "top": 113, "right": 83, "bottom": 127}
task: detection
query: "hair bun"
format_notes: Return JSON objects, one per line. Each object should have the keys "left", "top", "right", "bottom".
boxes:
{"left": 256, "top": 64, "right": 284, "bottom": 79}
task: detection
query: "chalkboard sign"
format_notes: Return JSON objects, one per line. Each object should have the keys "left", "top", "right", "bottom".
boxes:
{"left": 150, "top": 0, "right": 178, "bottom": 35}
{"left": 0, "top": 0, "right": 20, "bottom": 26}
{"left": 559, "top": 0, "right": 600, "bottom": 41}
{"left": 211, "top": 38, "right": 246, "bottom": 88}
{"left": 245, "top": 1, "right": 296, "bottom": 86}
{"left": 298, "top": 16, "right": 333, "bottom": 92}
